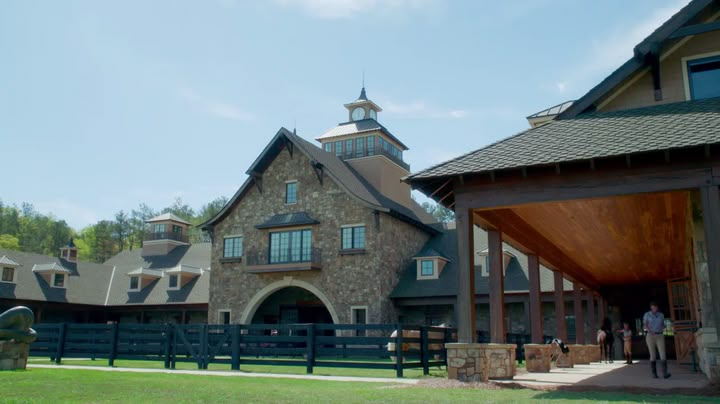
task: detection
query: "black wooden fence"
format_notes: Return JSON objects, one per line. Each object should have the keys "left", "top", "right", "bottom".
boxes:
{"left": 30, "top": 323, "right": 544, "bottom": 377}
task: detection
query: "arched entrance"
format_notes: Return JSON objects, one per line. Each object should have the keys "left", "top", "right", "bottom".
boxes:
{"left": 240, "top": 279, "right": 339, "bottom": 324}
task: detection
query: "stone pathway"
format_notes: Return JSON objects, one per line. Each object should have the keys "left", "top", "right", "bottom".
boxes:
{"left": 27, "top": 364, "right": 419, "bottom": 384}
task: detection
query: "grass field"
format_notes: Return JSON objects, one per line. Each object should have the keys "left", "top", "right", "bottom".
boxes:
{"left": 2, "top": 368, "right": 718, "bottom": 404}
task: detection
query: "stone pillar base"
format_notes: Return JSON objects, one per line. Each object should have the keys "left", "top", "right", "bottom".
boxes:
{"left": 524, "top": 344, "right": 552, "bottom": 373}
{"left": 554, "top": 345, "right": 574, "bottom": 368}
{"left": 570, "top": 344, "right": 590, "bottom": 364}
{"left": 585, "top": 344, "right": 600, "bottom": 362}
{"left": 446, "top": 343, "right": 517, "bottom": 382}
{"left": 0, "top": 341, "right": 29, "bottom": 370}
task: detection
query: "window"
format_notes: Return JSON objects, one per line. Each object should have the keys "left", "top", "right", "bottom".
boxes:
{"left": 355, "top": 137, "right": 364, "bottom": 157}
{"left": 219, "top": 310, "right": 231, "bottom": 325}
{"left": 345, "top": 139, "right": 353, "bottom": 158}
{"left": 285, "top": 181, "right": 297, "bottom": 204}
{"left": 1, "top": 267, "right": 14, "bottom": 283}
{"left": 687, "top": 55, "right": 720, "bottom": 100}
{"left": 341, "top": 225, "right": 365, "bottom": 250}
{"left": 334, "top": 141, "right": 342, "bottom": 157}
{"left": 366, "top": 136, "right": 375, "bottom": 155}
{"left": 129, "top": 276, "right": 140, "bottom": 291}
{"left": 223, "top": 236, "right": 243, "bottom": 258}
{"left": 351, "top": 306, "right": 367, "bottom": 336}
{"left": 168, "top": 274, "right": 179, "bottom": 290}
{"left": 269, "top": 229, "right": 312, "bottom": 264}
{"left": 153, "top": 223, "right": 166, "bottom": 233}
{"left": 172, "top": 225, "right": 183, "bottom": 235}
{"left": 53, "top": 273, "right": 66, "bottom": 288}
{"left": 324, "top": 143, "right": 332, "bottom": 153}
{"left": 420, "top": 260, "right": 434, "bottom": 276}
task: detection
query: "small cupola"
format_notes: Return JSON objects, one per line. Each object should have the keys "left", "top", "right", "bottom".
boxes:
{"left": 142, "top": 213, "right": 191, "bottom": 257}
{"left": 59, "top": 239, "right": 78, "bottom": 263}
{"left": 32, "top": 262, "right": 70, "bottom": 288}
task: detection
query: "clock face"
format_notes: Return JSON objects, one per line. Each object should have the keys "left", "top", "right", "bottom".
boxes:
{"left": 369, "top": 109, "right": 377, "bottom": 120}
{"left": 352, "top": 107, "right": 366, "bottom": 121}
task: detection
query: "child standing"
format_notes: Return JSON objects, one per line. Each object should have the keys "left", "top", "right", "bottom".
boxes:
{"left": 617, "top": 322, "right": 633, "bottom": 364}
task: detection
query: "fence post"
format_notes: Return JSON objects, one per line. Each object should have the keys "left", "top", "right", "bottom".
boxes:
{"left": 108, "top": 323, "right": 119, "bottom": 367}
{"left": 231, "top": 324, "right": 241, "bottom": 371}
{"left": 163, "top": 324, "right": 173, "bottom": 369}
{"left": 55, "top": 323, "right": 67, "bottom": 365}
{"left": 420, "top": 326, "right": 429, "bottom": 375}
{"left": 306, "top": 324, "right": 316, "bottom": 374}
{"left": 171, "top": 326, "right": 177, "bottom": 369}
{"left": 395, "top": 323, "right": 404, "bottom": 378}
{"left": 201, "top": 324, "right": 209, "bottom": 370}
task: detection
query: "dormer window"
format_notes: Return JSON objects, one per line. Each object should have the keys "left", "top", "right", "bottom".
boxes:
{"left": 53, "top": 273, "right": 66, "bottom": 288}
{"left": 475, "top": 248, "right": 516, "bottom": 277}
{"left": 127, "top": 268, "right": 163, "bottom": 292}
{"left": 413, "top": 253, "right": 448, "bottom": 280}
{"left": 168, "top": 274, "right": 179, "bottom": 290}
{"left": 1, "top": 267, "right": 15, "bottom": 283}
{"left": 285, "top": 181, "right": 297, "bottom": 204}
{"left": 129, "top": 276, "right": 140, "bottom": 291}
{"left": 32, "top": 262, "right": 70, "bottom": 289}
{"left": 165, "top": 265, "right": 203, "bottom": 290}
{"left": 420, "top": 260, "right": 434, "bottom": 276}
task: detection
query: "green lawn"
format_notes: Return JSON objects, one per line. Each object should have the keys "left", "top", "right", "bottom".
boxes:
{"left": 2, "top": 368, "right": 718, "bottom": 403}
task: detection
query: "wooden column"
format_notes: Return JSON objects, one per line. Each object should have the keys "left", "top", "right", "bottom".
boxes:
{"left": 488, "top": 229, "right": 506, "bottom": 343}
{"left": 573, "top": 285, "right": 585, "bottom": 344}
{"left": 528, "top": 254, "right": 543, "bottom": 343}
{"left": 701, "top": 185, "right": 720, "bottom": 340}
{"left": 586, "top": 290, "right": 596, "bottom": 343}
{"left": 598, "top": 295, "right": 606, "bottom": 324}
{"left": 554, "top": 271, "right": 567, "bottom": 341}
{"left": 455, "top": 207, "right": 476, "bottom": 343}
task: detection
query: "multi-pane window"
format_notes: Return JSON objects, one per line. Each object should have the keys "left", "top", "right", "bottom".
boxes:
{"left": 220, "top": 310, "right": 231, "bottom": 325}
{"left": 334, "top": 141, "right": 343, "bottom": 157}
{"left": 341, "top": 225, "right": 366, "bottom": 250}
{"left": 324, "top": 143, "right": 332, "bottom": 153}
{"left": 421, "top": 260, "right": 434, "bottom": 276}
{"left": 153, "top": 223, "right": 166, "bottom": 233}
{"left": 129, "top": 276, "right": 139, "bottom": 290}
{"left": 352, "top": 307, "right": 367, "bottom": 336}
{"left": 53, "top": 273, "right": 65, "bottom": 288}
{"left": 355, "top": 137, "right": 364, "bottom": 157}
{"left": 367, "top": 136, "right": 375, "bottom": 155}
{"left": 345, "top": 139, "right": 353, "bottom": 158}
{"left": 168, "top": 274, "right": 179, "bottom": 289}
{"left": 688, "top": 55, "right": 720, "bottom": 100}
{"left": 269, "top": 229, "right": 312, "bottom": 264}
{"left": 285, "top": 181, "right": 297, "bottom": 204}
{"left": 223, "top": 236, "right": 243, "bottom": 258}
{"left": 1, "top": 267, "right": 14, "bottom": 283}
{"left": 172, "top": 225, "right": 183, "bottom": 235}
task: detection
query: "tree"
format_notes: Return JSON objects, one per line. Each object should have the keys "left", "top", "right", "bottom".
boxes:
{"left": 114, "top": 210, "right": 131, "bottom": 251}
{"left": 162, "top": 197, "right": 195, "bottom": 222}
{"left": 421, "top": 201, "right": 455, "bottom": 223}
{"left": 0, "top": 234, "right": 20, "bottom": 250}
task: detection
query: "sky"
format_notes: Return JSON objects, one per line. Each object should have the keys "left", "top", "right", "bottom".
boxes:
{"left": 0, "top": 0, "right": 688, "bottom": 230}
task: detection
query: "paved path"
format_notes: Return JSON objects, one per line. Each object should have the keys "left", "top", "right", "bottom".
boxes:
{"left": 28, "top": 364, "right": 419, "bottom": 385}
{"left": 497, "top": 361, "right": 709, "bottom": 390}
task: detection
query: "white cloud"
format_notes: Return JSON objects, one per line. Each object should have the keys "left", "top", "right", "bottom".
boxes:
{"left": 274, "top": 0, "right": 431, "bottom": 19}
{"left": 177, "top": 87, "right": 254, "bottom": 121}
{"left": 555, "top": 82, "right": 567, "bottom": 93}
{"left": 383, "top": 99, "right": 469, "bottom": 119}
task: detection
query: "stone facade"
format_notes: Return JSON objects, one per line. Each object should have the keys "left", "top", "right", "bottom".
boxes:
{"left": 209, "top": 143, "right": 431, "bottom": 325}
{"left": 0, "top": 341, "right": 29, "bottom": 370}
{"left": 446, "top": 343, "right": 516, "bottom": 382}
{"left": 524, "top": 343, "right": 552, "bottom": 372}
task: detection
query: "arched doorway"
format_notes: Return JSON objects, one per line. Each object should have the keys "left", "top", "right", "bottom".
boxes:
{"left": 240, "top": 279, "right": 339, "bottom": 324}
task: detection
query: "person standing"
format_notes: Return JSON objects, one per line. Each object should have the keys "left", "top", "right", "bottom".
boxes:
{"left": 643, "top": 302, "right": 671, "bottom": 379}
{"left": 617, "top": 322, "right": 633, "bottom": 364}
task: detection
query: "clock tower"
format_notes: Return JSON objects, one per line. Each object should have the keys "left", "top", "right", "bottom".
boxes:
{"left": 344, "top": 87, "right": 382, "bottom": 122}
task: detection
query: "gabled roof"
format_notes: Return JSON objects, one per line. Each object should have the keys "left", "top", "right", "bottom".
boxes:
{"left": 127, "top": 267, "right": 164, "bottom": 278}
{"left": 0, "top": 255, "right": 20, "bottom": 267}
{"left": 408, "top": 97, "right": 720, "bottom": 181}
{"left": 201, "top": 128, "right": 437, "bottom": 234}
{"left": 32, "top": 263, "right": 71, "bottom": 274}
{"left": 165, "top": 265, "right": 203, "bottom": 275}
{"left": 255, "top": 212, "right": 320, "bottom": 230}
{"left": 146, "top": 213, "right": 192, "bottom": 225}
{"left": 559, "top": 0, "right": 716, "bottom": 118}
{"left": 315, "top": 119, "right": 408, "bottom": 150}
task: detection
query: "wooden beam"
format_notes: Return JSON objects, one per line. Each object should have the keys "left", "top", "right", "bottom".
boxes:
{"left": 455, "top": 208, "right": 476, "bottom": 343}
{"left": 528, "top": 254, "right": 543, "bottom": 344}
{"left": 586, "top": 290, "right": 596, "bottom": 343}
{"left": 700, "top": 185, "right": 720, "bottom": 341}
{"left": 669, "top": 20, "right": 720, "bottom": 39}
{"left": 554, "top": 271, "right": 567, "bottom": 341}
{"left": 574, "top": 285, "right": 585, "bottom": 344}
{"left": 474, "top": 208, "right": 600, "bottom": 290}
{"left": 598, "top": 295, "right": 607, "bottom": 324}
{"left": 488, "top": 229, "right": 506, "bottom": 343}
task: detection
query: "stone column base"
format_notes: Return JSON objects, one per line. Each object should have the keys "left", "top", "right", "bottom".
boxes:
{"left": 0, "top": 341, "right": 29, "bottom": 370}
{"left": 584, "top": 344, "right": 600, "bottom": 362}
{"left": 524, "top": 344, "right": 552, "bottom": 372}
{"left": 554, "top": 345, "right": 574, "bottom": 368}
{"left": 570, "top": 344, "right": 591, "bottom": 364}
{"left": 445, "top": 343, "right": 517, "bottom": 382}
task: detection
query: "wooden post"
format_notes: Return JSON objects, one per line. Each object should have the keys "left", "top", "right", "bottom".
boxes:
{"left": 598, "top": 295, "right": 607, "bottom": 324}
{"left": 306, "top": 323, "right": 316, "bottom": 374}
{"left": 395, "top": 323, "right": 404, "bottom": 378}
{"left": 701, "top": 185, "right": 720, "bottom": 340}
{"left": 420, "top": 326, "right": 429, "bottom": 375}
{"left": 455, "top": 207, "right": 476, "bottom": 343}
{"left": 231, "top": 325, "right": 240, "bottom": 371}
{"left": 574, "top": 285, "right": 585, "bottom": 344}
{"left": 488, "top": 229, "right": 506, "bottom": 343}
{"left": 528, "top": 254, "right": 543, "bottom": 344}
{"left": 586, "top": 290, "right": 596, "bottom": 343}
{"left": 108, "top": 322, "right": 119, "bottom": 367}
{"left": 554, "top": 272, "right": 567, "bottom": 341}
{"left": 163, "top": 324, "right": 173, "bottom": 369}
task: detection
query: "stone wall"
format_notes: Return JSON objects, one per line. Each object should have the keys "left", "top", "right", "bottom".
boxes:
{"left": 209, "top": 144, "right": 431, "bottom": 325}
{"left": 446, "top": 343, "right": 516, "bottom": 382}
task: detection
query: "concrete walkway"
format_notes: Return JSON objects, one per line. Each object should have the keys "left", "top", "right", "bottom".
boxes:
{"left": 27, "top": 364, "right": 419, "bottom": 385}
{"left": 500, "top": 361, "right": 709, "bottom": 390}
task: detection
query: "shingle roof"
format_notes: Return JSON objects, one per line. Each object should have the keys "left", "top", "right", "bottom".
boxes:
{"left": 0, "top": 255, "right": 20, "bottom": 266}
{"left": 409, "top": 98, "right": 720, "bottom": 181}
{"left": 390, "top": 228, "right": 573, "bottom": 299}
{"left": 31, "top": 263, "right": 71, "bottom": 274}
{"left": 103, "top": 243, "right": 210, "bottom": 306}
{"left": 146, "top": 213, "right": 192, "bottom": 225}
{"left": 315, "top": 119, "right": 408, "bottom": 150}
{"left": 255, "top": 212, "right": 320, "bottom": 229}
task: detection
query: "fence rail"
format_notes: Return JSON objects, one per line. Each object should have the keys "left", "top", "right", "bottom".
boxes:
{"left": 30, "top": 323, "right": 543, "bottom": 377}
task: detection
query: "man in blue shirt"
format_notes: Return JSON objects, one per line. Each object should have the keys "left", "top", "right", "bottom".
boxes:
{"left": 643, "top": 301, "right": 671, "bottom": 379}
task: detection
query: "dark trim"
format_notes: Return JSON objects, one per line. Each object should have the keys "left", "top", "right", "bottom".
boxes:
{"left": 670, "top": 20, "right": 720, "bottom": 39}
{"left": 339, "top": 248, "right": 366, "bottom": 256}
{"left": 219, "top": 257, "right": 242, "bottom": 264}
